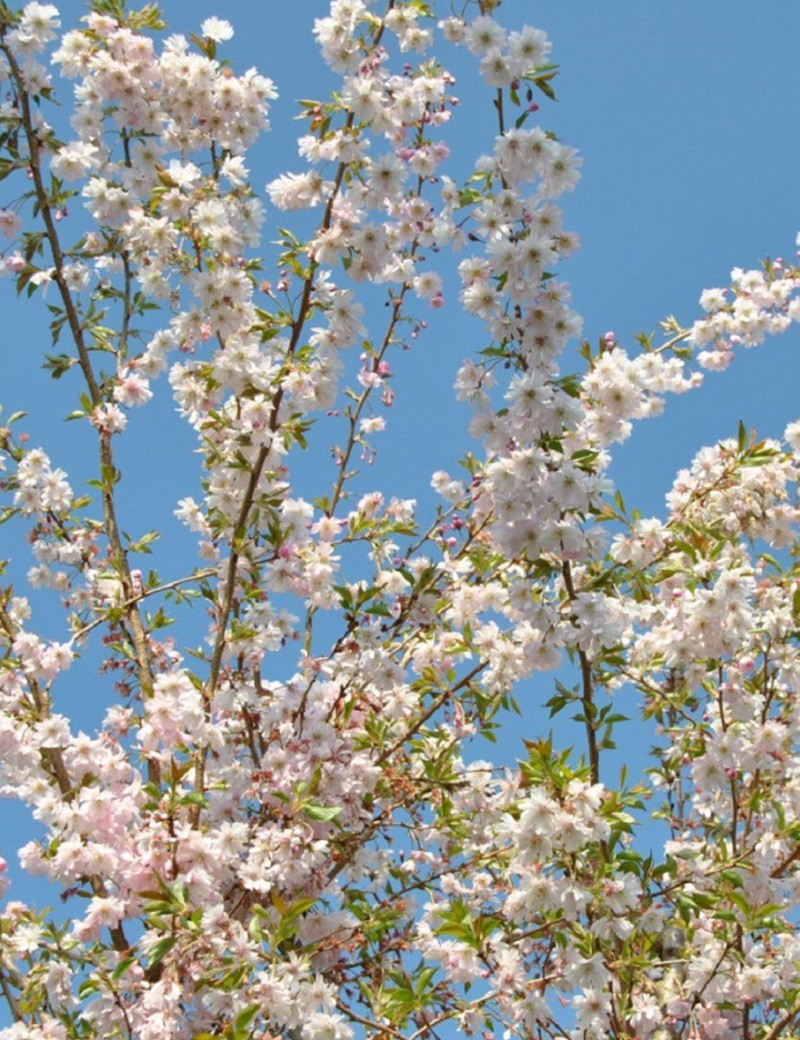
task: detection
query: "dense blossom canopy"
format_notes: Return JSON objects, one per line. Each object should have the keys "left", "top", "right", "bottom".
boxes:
{"left": 1, "top": 2, "right": 800, "bottom": 1039}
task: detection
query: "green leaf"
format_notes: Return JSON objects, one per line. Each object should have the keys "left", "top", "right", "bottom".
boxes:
{"left": 112, "top": 955, "right": 136, "bottom": 980}
{"left": 272, "top": 896, "right": 317, "bottom": 947}
{"left": 232, "top": 1003, "right": 261, "bottom": 1040}
{"left": 304, "top": 803, "right": 342, "bottom": 822}
{"left": 147, "top": 935, "right": 176, "bottom": 969}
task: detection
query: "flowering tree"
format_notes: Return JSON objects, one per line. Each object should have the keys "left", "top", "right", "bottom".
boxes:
{"left": 2, "top": 1, "right": 800, "bottom": 1038}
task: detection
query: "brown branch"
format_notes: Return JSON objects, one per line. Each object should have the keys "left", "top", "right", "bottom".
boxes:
{"left": 0, "top": 963, "right": 23, "bottom": 1022}
{"left": 770, "top": 843, "right": 800, "bottom": 880}
{"left": 561, "top": 560, "right": 599, "bottom": 784}
{"left": 377, "top": 661, "right": 488, "bottom": 765}
{"left": 4, "top": 43, "right": 159, "bottom": 788}
{"left": 763, "top": 999, "right": 800, "bottom": 1040}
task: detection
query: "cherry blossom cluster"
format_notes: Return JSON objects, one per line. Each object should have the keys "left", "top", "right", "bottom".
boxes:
{"left": 1, "top": 2, "right": 800, "bottom": 1040}
{"left": 690, "top": 258, "right": 800, "bottom": 370}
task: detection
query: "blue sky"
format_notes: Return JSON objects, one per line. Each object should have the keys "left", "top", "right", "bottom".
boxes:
{"left": 3, "top": 0, "right": 800, "bottom": 943}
